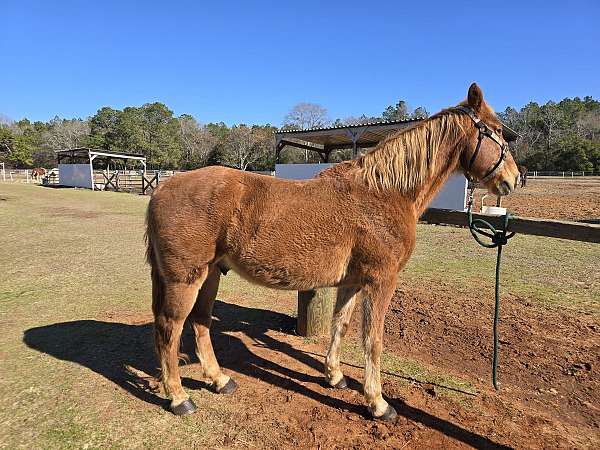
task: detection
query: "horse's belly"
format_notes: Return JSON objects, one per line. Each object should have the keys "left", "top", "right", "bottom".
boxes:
{"left": 221, "top": 250, "right": 348, "bottom": 291}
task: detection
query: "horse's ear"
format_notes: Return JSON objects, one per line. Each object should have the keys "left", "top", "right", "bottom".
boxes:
{"left": 467, "top": 83, "right": 483, "bottom": 112}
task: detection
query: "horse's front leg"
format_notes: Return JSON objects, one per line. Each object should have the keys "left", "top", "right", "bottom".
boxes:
{"left": 325, "top": 287, "right": 359, "bottom": 388}
{"left": 362, "top": 275, "right": 397, "bottom": 420}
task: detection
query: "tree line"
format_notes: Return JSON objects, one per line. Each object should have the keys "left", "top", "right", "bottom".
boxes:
{"left": 0, "top": 100, "right": 428, "bottom": 170}
{"left": 498, "top": 96, "right": 599, "bottom": 172}
{"left": 1, "top": 95, "right": 598, "bottom": 172}
{"left": 0, "top": 104, "right": 278, "bottom": 171}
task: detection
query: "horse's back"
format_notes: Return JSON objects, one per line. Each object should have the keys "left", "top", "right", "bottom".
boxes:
{"left": 146, "top": 165, "right": 413, "bottom": 288}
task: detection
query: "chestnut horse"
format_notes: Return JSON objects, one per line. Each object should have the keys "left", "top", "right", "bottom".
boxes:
{"left": 145, "top": 83, "right": 520, "bottom": 420}
{"left": 518, "top": 165, "right": 528, "bottom": 188}
{"left": 31, "top": 168, "right": 47, "bottom": 182}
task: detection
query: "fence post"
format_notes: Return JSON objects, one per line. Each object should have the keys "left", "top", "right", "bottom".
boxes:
{"left": 297, "top": 288, "right": 335, "bottom": 337}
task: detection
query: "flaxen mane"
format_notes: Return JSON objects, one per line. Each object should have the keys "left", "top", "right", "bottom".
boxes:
{"left": 320, "top": 110, "right": 466, "bottom": 194}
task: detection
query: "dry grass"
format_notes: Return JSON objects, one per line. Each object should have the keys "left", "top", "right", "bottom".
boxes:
{"left": 0, "top": 182, "right": 597, "bottom": 448}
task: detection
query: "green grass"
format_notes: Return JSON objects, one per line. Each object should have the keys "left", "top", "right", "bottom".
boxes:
{"left": 0, "top": 182, "right": 597, "bottom": 448}
{"left": 403, "top": 224, "right": 599, "bottom": 313}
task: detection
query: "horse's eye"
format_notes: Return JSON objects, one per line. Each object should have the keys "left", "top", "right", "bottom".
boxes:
{"left": 496, "top": 127, "right": 503, "bottom": 135}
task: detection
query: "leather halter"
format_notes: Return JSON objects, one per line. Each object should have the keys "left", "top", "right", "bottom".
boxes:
{"left": 455, "top": 105, "right": 509, "bottom": 182}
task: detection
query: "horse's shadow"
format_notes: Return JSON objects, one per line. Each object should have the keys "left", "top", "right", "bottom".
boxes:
{"left": 23, "top": 300, "right": 510, "bottom": 449}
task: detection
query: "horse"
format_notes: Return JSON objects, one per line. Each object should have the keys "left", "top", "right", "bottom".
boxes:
{"left": 31, "top": 168, "right": 47, "bottom": 182}
{"left": 145, "top": 83, "right": 520, "bottom": 420}
{"left": 518, "top": 165, "right": 528, "bottom": 188}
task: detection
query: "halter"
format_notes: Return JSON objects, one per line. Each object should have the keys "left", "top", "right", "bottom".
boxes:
{"left": 455, "top": 105, "right": 509, "bottom": 183}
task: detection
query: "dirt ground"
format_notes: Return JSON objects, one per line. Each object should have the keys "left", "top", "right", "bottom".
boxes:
{"left": 476, "top": 177, "right": 600, "bottom": 222}
{"left": 61, "top": 279, "right": 597, "bottom": 450}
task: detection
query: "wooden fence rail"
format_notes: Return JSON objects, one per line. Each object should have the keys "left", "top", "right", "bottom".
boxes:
{"left": 420, "top": 208, "right": 600, "bottom": 244}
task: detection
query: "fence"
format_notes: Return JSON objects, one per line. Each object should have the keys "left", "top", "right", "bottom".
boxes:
{"left": 15, "top": 169, "right": 176, "bottom": 195}
{"left": 528, "top": 171, "right": 599, "bottom": 178}
{"left": 4, "top": 167, "right": 274, "bottom": 194}
{"left": 1, "top": 168, "right": 35, "bottom": 182}
{"left": 88, "top": 170, "right": 173, "bottom": 194}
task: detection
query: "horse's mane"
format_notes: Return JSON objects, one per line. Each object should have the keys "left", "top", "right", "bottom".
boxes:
{"left": 319, "top": 109, "right": 467, "bottom": 193}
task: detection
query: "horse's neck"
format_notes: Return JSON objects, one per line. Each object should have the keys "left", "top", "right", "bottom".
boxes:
{"left": 413, "top": 144, "right": 463, "bottom": 216}
{"left": 318, "top": 121, "right": 466, "bottom": 216}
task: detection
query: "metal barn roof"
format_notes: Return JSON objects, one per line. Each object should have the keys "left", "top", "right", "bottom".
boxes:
{"left": 275, "top": 116, "right": 519, "bottom": 163}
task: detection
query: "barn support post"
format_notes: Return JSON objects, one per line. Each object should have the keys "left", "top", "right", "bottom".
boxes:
{"left": 89, "top": 152, "right": 98, "bottom": 190}
{"left": 297, "top": 288, "right": 336, "bottom": 337}
{"left": 320, "top": 145, "right": 332, "bottom": 163}
{"left": 274, "top": 136, "right": 284, "bottom": 164}
{"left": 346, "top": 126, "right": 368, "bottom": 159}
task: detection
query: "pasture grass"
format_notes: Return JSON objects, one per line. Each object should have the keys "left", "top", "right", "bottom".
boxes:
{"left": 405, "top": 224, "right": 599, "bottom": 313}
{"left": 0, "top": 182, "right": 597, "bottom": 448}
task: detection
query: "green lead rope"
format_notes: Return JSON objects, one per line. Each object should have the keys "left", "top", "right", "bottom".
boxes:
{"left": 466, "top": 188, "right": 515, "bottom": 390}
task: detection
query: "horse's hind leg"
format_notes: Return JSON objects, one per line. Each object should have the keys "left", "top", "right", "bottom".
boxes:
{"left": 189, "top": 265, "right": 237, "bottom": 394}
{"left": 154, "top": 271, "right": 207, "bottom": 415}
{"left": 325, "top": 287, "right": 359, "bottom": 388}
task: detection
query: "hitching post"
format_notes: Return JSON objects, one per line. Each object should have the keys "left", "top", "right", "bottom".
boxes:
{"left": 297, "top": 288, "right": 336, "bottom": 337}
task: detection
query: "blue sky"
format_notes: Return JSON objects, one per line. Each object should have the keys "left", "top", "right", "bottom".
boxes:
{"left": 1, "top": 0, "right": 599, "bottom": 126}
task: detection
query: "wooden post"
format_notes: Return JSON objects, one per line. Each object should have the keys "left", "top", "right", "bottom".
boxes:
{"left": 297, "top": 288, "right": 336, "bottom": 337}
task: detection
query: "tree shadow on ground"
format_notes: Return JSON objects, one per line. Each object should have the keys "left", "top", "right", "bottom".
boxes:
{"left": 24, "top": 299, "right": 510, "bottom": 449}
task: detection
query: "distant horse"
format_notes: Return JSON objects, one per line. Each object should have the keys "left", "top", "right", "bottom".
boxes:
{"left": 145, "top": 83, "right": 520, "bottom": 420}
{"left": 31, "top": 168, "right": 47, "bottom": 182}
{"left": 518, "top": 165, "right": 528, "bottom": 188}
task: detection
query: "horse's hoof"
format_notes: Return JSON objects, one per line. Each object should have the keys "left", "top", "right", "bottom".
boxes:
{"left": 215, "top": 378, "right": 238, "bottom": 395}
{"left": 171, "top": 398, "right": 197, "bottom": 416}
{"left": 373, "top": 404, "right": 397, "bottom": 422}
{"left": 330, "top": 376, "right": 348, "bottom": 389}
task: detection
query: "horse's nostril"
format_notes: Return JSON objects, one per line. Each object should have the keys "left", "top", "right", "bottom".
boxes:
{"left": 502, "top": 180, "right": 512, "bottom": 194}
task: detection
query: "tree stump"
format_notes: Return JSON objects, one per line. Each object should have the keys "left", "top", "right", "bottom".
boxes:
{"left": 297, "top": 288, "right": 336, "bottom": 337}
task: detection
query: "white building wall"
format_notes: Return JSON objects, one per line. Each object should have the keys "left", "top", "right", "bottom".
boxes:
{"left": 58, "top": 164, "right": 93, "bottom": 189}
{"left": 276, "top": 163, "right": 467, "bottom": 211}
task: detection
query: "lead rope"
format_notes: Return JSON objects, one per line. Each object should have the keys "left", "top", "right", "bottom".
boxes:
{"left": 466, "top": 187, "right": 515, "bottom": 389}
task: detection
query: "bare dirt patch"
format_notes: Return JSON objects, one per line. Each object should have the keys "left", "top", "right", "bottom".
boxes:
{"left": 477, "top": 177, "right": 600, "bottom": 222}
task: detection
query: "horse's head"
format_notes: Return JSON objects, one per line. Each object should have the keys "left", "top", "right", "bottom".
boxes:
{"left": 458, "top": 83, "right": 519, "bottom": 196}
